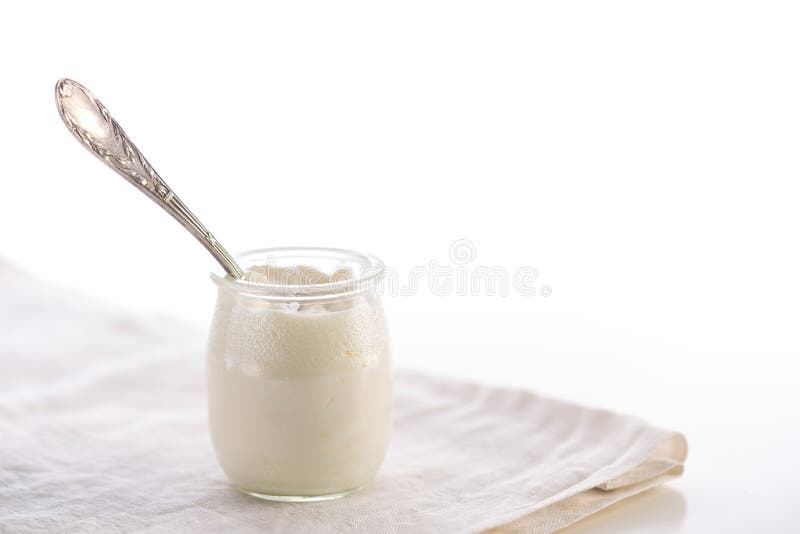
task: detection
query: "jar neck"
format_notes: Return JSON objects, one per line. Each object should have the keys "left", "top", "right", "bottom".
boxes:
{"left": 210, "top": 246, "right": 384, "bottom": 303}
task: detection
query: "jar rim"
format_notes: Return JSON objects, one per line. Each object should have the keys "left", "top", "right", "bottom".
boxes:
{"left": 209, "top": 246, "right": 385, "bottom": 301}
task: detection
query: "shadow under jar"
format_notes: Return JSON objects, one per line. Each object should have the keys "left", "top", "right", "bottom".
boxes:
{"left": 206, "top": 247, "right": 392, "bottom": 501}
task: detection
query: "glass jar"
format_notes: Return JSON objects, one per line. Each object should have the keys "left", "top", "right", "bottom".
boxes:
{"left": 206, "top": 247, "right": 392, "bottom": 501}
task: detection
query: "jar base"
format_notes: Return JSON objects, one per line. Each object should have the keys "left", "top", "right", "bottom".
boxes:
{"left": 235, "top": 485, "right": 363, "bottom": 502}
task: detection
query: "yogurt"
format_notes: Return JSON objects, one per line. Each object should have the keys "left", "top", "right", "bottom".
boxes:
{"left": 206, "top": 253, "right": 391, "bottom": 499}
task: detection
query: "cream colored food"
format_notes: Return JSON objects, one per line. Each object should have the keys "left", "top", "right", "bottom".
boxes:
{"left": 206, "top": 265, "right": 391, "bottom": 497}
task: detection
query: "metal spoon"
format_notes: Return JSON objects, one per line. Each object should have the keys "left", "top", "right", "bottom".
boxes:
{"left": 54, "top": 78, "right": 244, "bottom": 279}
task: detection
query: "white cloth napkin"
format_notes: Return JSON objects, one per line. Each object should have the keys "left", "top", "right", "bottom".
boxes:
{"left": 0, "top": 261, "right": 686, "bottom": 533}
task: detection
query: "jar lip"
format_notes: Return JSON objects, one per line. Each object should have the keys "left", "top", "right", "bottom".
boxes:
{"left": 209, "top": 246, "right": 385, "bottom": 301}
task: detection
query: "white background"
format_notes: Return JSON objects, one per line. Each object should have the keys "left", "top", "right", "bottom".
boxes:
{"left": 2, "top": 1, "right": 799, "bottom": 531}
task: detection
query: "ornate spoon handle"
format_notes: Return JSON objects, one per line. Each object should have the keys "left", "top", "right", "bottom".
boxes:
{"left": 55, "top": 78, "right": 244, "bottom": 279}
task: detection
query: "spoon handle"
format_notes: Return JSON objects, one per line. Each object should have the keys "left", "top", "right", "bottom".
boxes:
{"left": 54, "top": 79, "right": 244, "bottom": 279}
